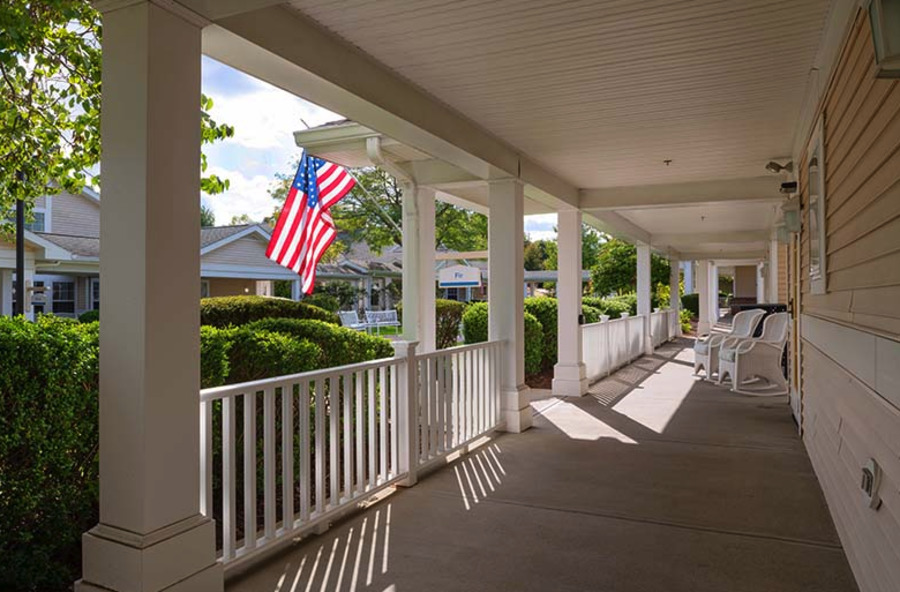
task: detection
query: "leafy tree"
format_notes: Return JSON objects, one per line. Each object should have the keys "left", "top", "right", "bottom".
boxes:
{"left": 543, "top": 223, "right": 602, "bottom": 271}
{"left": 230, "top": 213, "right": 254, "bottom": 225}
{"left": 590, "top": 237, "right": 670, "bottom": 296}
{"left": 269, "top": 163, "right": 488, "bottom": 256}
{"left": 1, "top": 1, "right": 234, "bottom": 218}
{"left": 200, "top": 204, "right": 216, "bottom": 227}
{"left": 523, "top": 238, "right": 554, "bottom": 271}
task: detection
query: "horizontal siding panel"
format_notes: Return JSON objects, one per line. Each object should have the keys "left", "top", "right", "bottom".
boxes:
{"left": 49, "top": 191, "right": 100, "bottom": 238}
{"left": 828, "top": 215, "right": 900, "bottom": 272}
{"left": 827, "top": 251, "right": 900, "bottom": 291}
{"left": 202, "top": 237, "right": 285, "bottom": 269}
{"left": 828, "top": 180, "right": 900, "bottom": 252}
{"left": 848, "top": 312, "right": 900, "bottom": 341}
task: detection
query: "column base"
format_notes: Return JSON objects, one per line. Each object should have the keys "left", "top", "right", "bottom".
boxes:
{"left": 697, "top": 320, "right": 712, "bottom": 336}
{"left": 552, "top": 363, "right": 588, "bottom": 397}
{"left": 77, "top": 515, "right": 222, "bottom": 592}
{"left": 500, "top": 384, "right": 532, "bottom": 433}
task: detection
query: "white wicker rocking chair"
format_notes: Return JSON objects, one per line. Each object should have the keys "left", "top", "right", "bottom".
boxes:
{"left": 717, "top": 312, "right": 790, "bottom": 396}
{"left": 693, "top": 308, "right": 765, "bottom": 381}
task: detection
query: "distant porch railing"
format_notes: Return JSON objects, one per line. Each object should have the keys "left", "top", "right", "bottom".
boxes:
{"left": 581, "top": 309, "right": 679, "bottom": 383}
{"left": 199, "top": 339, "right": 503, "bottom": 574}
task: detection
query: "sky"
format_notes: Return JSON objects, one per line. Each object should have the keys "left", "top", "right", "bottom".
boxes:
{"left": 200, "top": 57, "right": 557, "bottom": 240}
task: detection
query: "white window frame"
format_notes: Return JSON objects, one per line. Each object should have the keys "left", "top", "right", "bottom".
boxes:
{"left": 90, "top": 278, "right": 100, "bottom": 311}
{"left": 200, "top": 279, "right": 210, "bottom": 299}
{"left": 806, "top": 118, "right": 828, "bottom": 295}
{"left": 52, "top": 280, "right": 76, "bottom": 315}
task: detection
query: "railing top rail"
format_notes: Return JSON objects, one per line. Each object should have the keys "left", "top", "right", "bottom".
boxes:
{"left": 582, "top": 315, "right": 643, "bottom": 330}
{"left": 416, "top": 339, "right": 503, "bottom": 360}
{"left": 200, "top": 355, "right": 403, "bottom": 402}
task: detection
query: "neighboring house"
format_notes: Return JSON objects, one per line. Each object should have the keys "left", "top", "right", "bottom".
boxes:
{"left": 0, "top": 188, "right": 297, "bottom": 319}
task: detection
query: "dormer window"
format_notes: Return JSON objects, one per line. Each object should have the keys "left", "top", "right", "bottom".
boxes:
{"left": 25, "top": 211, "right": 46, "bottom": 232}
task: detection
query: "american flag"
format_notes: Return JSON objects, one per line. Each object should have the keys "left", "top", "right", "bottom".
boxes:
{"left": 266, "top": 154, "right": 356, "bottom": 294}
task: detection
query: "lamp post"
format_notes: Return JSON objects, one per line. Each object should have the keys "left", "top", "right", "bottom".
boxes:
{"left": 14, "top": 170, "right": 25, "bottom": 317}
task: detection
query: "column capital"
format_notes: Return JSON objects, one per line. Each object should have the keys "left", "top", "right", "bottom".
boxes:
{"left": 94, "top": 0, "right": 210, "bottom": 27}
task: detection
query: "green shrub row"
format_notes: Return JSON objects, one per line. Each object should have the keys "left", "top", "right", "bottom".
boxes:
{"left": 247, "top": 318, "right": 394, "bottom": 367}
{"left": 461, "top": 302, "right": 543, "bottom": 376}
{"left": 0, "top": 316, "right": 100, "bottom": 591}
{"left": 524, "top": 296, "right": 557, "bottom": 369}
{"left": 435, "top": 299, "right": 466, "bottom": 349}
{"left": 200, "top": 295, "right": 338, "bottom": 327}
{"left": 682, "top": 293, "right": 699, "bottom": 317}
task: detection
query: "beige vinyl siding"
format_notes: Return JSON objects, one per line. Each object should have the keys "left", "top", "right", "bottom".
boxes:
{"left": 798, "top": 10, "right": 900, "bottom": 592}
{"left": 49, "top": 191, "right": 100, "bottom": 237}
{"left": 777, "top": 243, "right": 788, "bottom": 303}
{"left": 202, "top": 236, "right": 285, "bottom": 272}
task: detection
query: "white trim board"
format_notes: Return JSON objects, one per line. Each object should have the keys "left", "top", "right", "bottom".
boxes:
{"left": 801, "top": 314, "right": 900, "bottom": 411}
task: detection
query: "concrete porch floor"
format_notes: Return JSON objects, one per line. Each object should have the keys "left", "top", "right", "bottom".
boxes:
{"left": 228, "top": 338, "right": 858, "bottom": 592}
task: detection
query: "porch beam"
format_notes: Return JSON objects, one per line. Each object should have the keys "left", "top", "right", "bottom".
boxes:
{"left": 678, "top": 250, "right": 766, "bottom": 261}
{"left": 488, "top": 179, "right": 531, "bottom": 432}
{"left": 204, "top": 6, "right": 580, "bottom": 208}
{"left": 553, "top": 209, "right": 587, "bottom": 397}
{"left": 584, "top": 211, "right": 651, "bottom": 246}
{"left": 78, "top": 2, "right": 221, "bottom": 590}
{"left": 579, "top": 177, "right": 782, "bottom": 211}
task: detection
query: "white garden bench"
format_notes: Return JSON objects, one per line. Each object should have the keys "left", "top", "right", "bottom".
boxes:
{"left": 365, "top": 309, "right": 401, "bottom": 334}
{"left": 337, "top": 310, "right": 371, "bottom": 332}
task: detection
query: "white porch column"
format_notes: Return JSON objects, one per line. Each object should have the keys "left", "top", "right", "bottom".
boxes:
{"left": 553, "top": 209, "right": 587, "bottom": 397}
{"left": 756, "top": 262, "right": 766, "bottom": 303}
{"left": 710, "top": 262, "right": 720, "bottom": 326}
{"left": 489, "top": 179, "right": 531, "bottom": 432}
{"left": 683, "top": 261, "right": 694, "bottom": 294}
{"left": 78, "top": 3, "right": 221, "bottom": 592}
{"left": 636, "top": 243, "right": 652, "bottom": 354}
{"left": 697, "top": 260, "right": 711, "bottom": 335}
{"left": 400, "top": 184, "right": 436, "bottom": 351}
{"left": 669, "top": 258, "right": 681, "bottom": 336}
{"left": 767, "top": 238, "right": 779, "bottom": 302}
{"left": 291, "top": 279, "right": 302, "bottom": 300}
{"left": 0, "top": 269, "right": 10, "bottom": 316}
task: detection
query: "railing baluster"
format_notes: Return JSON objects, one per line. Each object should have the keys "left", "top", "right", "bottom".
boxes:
{"left": 282, "top": 383, "right": 294, "bottom": 532}
{"left": 329, "top": 375, "right": 339, "bottom": 508}
{"left": 437, "top": 354, "right": 446, "bottom": 453}
{"left": 222, "top": 395, "right": 236, "bottom": 560}
{"left": 426, "top": 357, "right": 434, "bottom": 458}
{"left": 355, "top": 371, "right": 364, "bottom": 494}
{"left": 264, "top": 387, "right": 276, "bottom": 540}
{"left": 343, "top": 372, "right": 352, "bottom": 502}
{"left": 368, "top": 368, "right": 376, "bottom": 489}
{"left": 390, "top": 364, "right": 398, "bottom": 477}
{"left": 244, "top": 392, "right": 257, "bottom": 550}
{"left": 454, "top": 351, "right": 461, "bottom": 447}
{"left": 299, "top": 380, "right": 310, "bottom": 522}
{"left": 199, "top": 400, "right": 212, "bottom": 517}
{"left": 314, "top": 379, "right": 325, "bottom": 516}
{"left": 379, "top": 365, "right": 388, "bottom": 482}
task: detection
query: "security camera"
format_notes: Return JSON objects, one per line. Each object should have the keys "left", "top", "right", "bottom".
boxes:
{"left": 780, "top": 181, "right": 798, "bottom": 194}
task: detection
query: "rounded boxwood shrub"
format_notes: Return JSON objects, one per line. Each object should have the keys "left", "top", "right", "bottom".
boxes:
{"left": 524, "top": 296, "right": 557, "bottom": 369}
{"left": 200, "top": 326, "right": 231, "bottom": 388}
{"left": 462, "top": 301, "right": 488, "bottom": 344}
{"left": 0, "top": 316, "right": 100, "bottom": 591}
{"left": 78, "top": 309, "right": 100, "bottom": 323}
{"left": 200, "top": 295, "right": 338, "bottom": 328}
{"left": 602, "top": 297, "right": 632, "bottom": 319}
{"left": 302, "top": 293, "right": 340, "bottom": 312}
{"left": 246, "top": 318, "right": 394, "bottom": 368}
{"left": 435, "top": 299, "right": 466, "bottom": 349}
{"left": 224, "top": 327, "right": 321, "bottom": 384}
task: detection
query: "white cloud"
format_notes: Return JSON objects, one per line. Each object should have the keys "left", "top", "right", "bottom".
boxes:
{"left": 203, "top": 165, "right": 278, "bottom": 224}
{"left": 524, "top": 213, "right": 557, "bottom": 241}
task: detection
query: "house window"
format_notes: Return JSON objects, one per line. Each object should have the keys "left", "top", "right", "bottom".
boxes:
{"left": 25, "top": 211, "right": 46, "bottom": 232}
{"left": 90, "top": 279, "right": 100, "bottom": 311}
{"left": 53, "top": 281, "right": 76, "bottom": 315}
{"left": 806, "top": 119, "right": 827, "bottom": 294}
{"left": 200, "top": 280, "right": 210, "bottom": 299}
{"left": 445, "top": 287, "right": 459, "bottom": 301}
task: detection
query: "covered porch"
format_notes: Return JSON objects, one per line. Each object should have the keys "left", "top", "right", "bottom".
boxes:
{"left": 79, "top": 1, "right": 888, "bottom": 591}
{"left": 227, "top": 340, "right": 855, "bottom": 592}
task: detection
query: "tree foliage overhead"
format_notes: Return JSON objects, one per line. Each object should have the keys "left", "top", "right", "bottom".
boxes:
{"left": 269, "top": 163, "right": 488, "bottom": 258}
{"left": 0, "top": 1, "right": 234, "bottom": 216}
{"left": 590, "top": 237, "right": 671, "bottom": 297}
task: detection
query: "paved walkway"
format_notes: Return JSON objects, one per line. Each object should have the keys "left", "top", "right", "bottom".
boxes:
{"left": 229, "top": 338, "right": 858, "bottom": 592}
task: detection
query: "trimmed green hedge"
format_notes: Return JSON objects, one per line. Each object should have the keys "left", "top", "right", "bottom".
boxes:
{"left": 0, "top": 316, "right": 100, "bottom": 591}
{"left": 582, "top": 296, "right": 630, "bottom": 319}
{"left": 246, "top": 318, "right": 394, "bottom": 367}
{"left": 223, "top": 327, "right": 321, "bottom": 384}
{"left": 461, "top": 302, "right": 542, "bottom": 376}
{"left": 200, "top": 295, "right": 338, "bottom": 327}
{"left": 78, "top": 309, "right": 99, "bottom": 323}
{"left": 524, "top": 296, "right": 557, "bottom": 369}
{"left": 682, "top": 293, "right": 699, "bottom": 317}
{"left": 200, "top": 325, "right": 231, "bottom": 388}
{"left": 582, "top": 304, "right": 602, "bottom": 324}
{"left": 302, "top": 293, "right": 340, "bottom": 312}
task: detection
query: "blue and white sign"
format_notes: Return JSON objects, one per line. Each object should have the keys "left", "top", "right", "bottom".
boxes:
{"left": 438, "top": 265, "right": 482, "bottom": 288}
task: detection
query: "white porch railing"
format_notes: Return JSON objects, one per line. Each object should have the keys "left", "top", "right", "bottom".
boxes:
{"left": 582, "top": 310, "right": 679, "bottom": 383}
{"left": 199, "top": 339, "right": 503, "bottom": 572}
